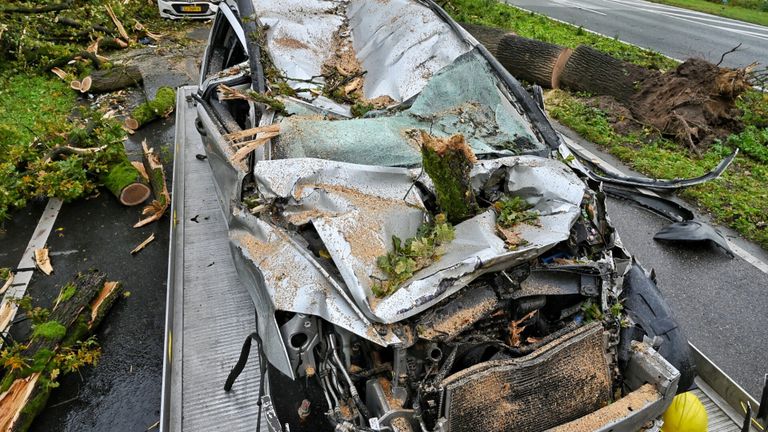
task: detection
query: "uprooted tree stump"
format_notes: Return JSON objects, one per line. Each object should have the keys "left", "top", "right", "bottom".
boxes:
{"left": 419, "top": 131, "right": 478, "bottom": 224}
{"left": 0, "top": 271, "right": 121, "bottom": 432}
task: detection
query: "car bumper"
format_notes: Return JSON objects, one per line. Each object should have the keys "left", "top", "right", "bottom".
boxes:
{"left": 157, "top": 0, "right": 218, "bottom": 19}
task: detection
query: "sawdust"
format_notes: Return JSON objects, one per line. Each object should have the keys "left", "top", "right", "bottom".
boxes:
{"left": 549, "top": 384, "right": 660, "bottom": 432}
{"left": 418, "top": 296, "right": 499, "bottom": 340}
{"left": 368, "top": 95, "right": 397, "bottom": 109}
{"left": 273, "top": 36, "right": 309, "bottom": 50}
{"left": 323, "top": 22, "right": 364, "bottom": 100}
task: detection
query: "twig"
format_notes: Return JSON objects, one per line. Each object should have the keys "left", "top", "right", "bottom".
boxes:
{"left": 130, "top": 233, "right": 156, "bottom": 255}
{"left": 716, "top": 43, "right": 742, "bottom": 67}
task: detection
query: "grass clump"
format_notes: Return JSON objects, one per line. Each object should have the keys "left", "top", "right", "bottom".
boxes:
{"left": 374, "top": 214, "right": 456, "bottom": 297}
{"left": 546, "top": 90, "right": 768, "bottom": 249}
{"left": 445, "top": 0, "right": 677, "bottom": 70}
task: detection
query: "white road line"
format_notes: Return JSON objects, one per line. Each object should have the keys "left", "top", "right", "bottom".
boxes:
{"left": 562, "top": 138, "right": 768, "bottom": 276}
{"left": 553, "top": 0, "right": 608, "bottom": 15}
{"left": 0, "top": 198, "right": 63, "bottom": 346}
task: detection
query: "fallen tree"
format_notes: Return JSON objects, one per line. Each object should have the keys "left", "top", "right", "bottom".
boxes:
{"left": 85, "top": 65, "right": 143, "bottom": 93}
{"left": 0, "top": 271, "right": 121, "bottom": 432}
{"left": 463, "top": 23, "right": 753, "bottom": 152}
{"left": 125, "top": 86, "right": 176, "bottom": 130}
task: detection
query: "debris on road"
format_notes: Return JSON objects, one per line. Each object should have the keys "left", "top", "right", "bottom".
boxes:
{"left": 131, "top": 233, "right": 156, "bottom": 255}
{"left": 83, "top": 65, "right": 144, "bottom": 94}
{"left": 134, "top": 140, "right": 170, "bottom": 228}
{"left": 34, "top": 247, "right": 53, "bottom": 275}
{"left": 0, "top": 272, "right": 122, "bottom": 432}
{"left": 0, "top": 270, "right": 13, "bottom": 296}
{"left": 654, "top": 220, "right": 735, "bottom": 257}
{"left": 125, "top": 86, "right": 176, "bottom": 131}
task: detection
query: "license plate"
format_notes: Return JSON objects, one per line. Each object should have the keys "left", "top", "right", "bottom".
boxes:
{"left": 181, "top": 5, "right": 202, "bottom": 12}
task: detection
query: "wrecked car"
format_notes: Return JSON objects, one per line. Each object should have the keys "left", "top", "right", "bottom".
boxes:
{"left": 193, "top": 0, "right": 696, "bottom": 430}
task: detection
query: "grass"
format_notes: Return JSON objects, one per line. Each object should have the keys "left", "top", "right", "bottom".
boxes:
{"left": 546, "top": 90, "right": 768, "bottom": 249}
{"left": 645, "top": 0, "right": 768, "bottom": 27}
{"left": 446, "top": 0, "right": 678, "bottom": 70}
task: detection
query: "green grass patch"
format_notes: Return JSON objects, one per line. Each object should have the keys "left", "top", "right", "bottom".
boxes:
{"left": 646, "top": 0, "right": 768, "bottom": 27}
{"left": 446, "top": 0, "right": 678, "bottom": 70}
{"left": 546, "top": 90, "right": 768, "bottom": 249}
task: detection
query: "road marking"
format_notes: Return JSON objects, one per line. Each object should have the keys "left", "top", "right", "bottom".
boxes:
{"left": 552, "top": 0, "right": 607, "bottom": 15}
{"left": 0, "top": 198, "right": 63, "bottom": 347}
{"left": 49, "top": 249, "right": 80, "bottom": 256}
{"left": 562, "top": 138, "right": 768, "bottom": 276}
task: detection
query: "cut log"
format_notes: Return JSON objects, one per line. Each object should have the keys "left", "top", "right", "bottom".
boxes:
{"left": 126, "top": 86, "right": 175, "bottom": 130}
{"left": 102, "top": 159, "right": 151, "bottom": 206}
{"left": 496, "top": 34, "right": 566, "bottom": 88}
{"left": 86, "top": 65, "right": 143, "bottom": 93}
{"left": 559, "top": 45, "right": 651, "bottom": 103}
{"left": 134, "top": 140, "right": 170, "bottom": 228}
{"left": 459, "top": 22, "right": 511, "bottom": 55}
{"left": 0, "top": 272, "right": 121, "bottom": 432}
{"left": 419, "top": 131, "right": 478, "bottom": 224}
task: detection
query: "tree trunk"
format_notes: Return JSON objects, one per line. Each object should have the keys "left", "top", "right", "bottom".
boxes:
{"left": 126, "top": 86, "right": 175, "bottom": 130}
{"left": 87, "top": 65, "right": 142, "bottom": 93}
{"left": 496, "top": 34, "right": 568, "bottom": 88}
{"left": 101, "top": 159, "right": 151, "bottom": 206}
{"left": 419, "top": 131, "right": 478, "bottom": 224}
{"left": 0, "top": 272, "right": 121, "bottom": 432}
{"left": 559, "top": 45, "right": 651, "bottom": 103}
{"left": 459, "top": 22, "right": 511, "bottom": 55}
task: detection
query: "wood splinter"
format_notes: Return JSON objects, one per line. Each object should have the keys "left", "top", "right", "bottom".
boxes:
{"left": 34, "top": 248, "right": 53, "bottom": 275}
{"left": 130, "top": 233, "right": 156, "bottom": 255}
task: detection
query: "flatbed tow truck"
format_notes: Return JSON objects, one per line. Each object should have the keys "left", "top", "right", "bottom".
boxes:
{"left": 159, "top": 85, "right": 763, "bottom": 432}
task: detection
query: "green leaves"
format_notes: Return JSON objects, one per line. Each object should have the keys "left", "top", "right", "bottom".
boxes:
{"left": 373, "top": 214, "right": 456, "bottom": 297}
{"left": 494, "top": 195, "right": 539, "bottom": 228}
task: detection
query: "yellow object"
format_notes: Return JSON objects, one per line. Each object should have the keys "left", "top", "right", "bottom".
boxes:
{"left": 661, "top": 392, "right": 708, "bottom": 432}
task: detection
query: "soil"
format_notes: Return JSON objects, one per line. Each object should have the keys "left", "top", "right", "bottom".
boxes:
{"left": 593, "top": 58, "right": 751, "bottom": 153}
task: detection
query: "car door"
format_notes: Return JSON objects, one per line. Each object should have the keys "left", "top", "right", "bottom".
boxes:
{"left": 194, "top": 1, "right": 264, "bottom": 221}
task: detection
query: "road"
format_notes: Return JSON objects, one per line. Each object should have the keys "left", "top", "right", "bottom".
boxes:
{"left": 505, "top": 0, "right": 768, "bottom": 68}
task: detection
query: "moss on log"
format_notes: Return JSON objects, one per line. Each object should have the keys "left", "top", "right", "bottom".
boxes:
{"left": 127, "top": 86, "right": 176, "bottom": 130}
{"left": 0, "top": 272, "right": 121, "bottom": 432}
{"left": 419, "top": 131, "right": 478, "bottom": 224}
{"left": 101, "top": 159, "right": 151, "bottom": 206}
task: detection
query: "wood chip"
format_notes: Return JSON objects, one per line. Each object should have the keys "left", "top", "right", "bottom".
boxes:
{"left": 124, "top": 117, "right": 139, "bottom": 130}
{"left": 0, "top": 301, "right": 13, "bottom": 333}
{"left": 51, "top": 67, "right": 68, "bottom": 81}
{"left": 105, "top": 4, "right": 130, "bottom": 41}
{"left": 0, "top": 272, "right": 13, "bottom": 296}
{"left": 70, "top": 80, "right": 81, "bottom": 91}
{"left": 34, "top": 248, "right": 53, "bottom": 275}
{"left": 131, "top": 233, "right": 155, "bottom": 255}
{"left": 80, "top": 76, "right": 92, "bottom": 93}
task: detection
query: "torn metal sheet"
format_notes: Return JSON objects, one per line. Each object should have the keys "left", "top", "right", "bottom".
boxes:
{"left": 654, "top": 220, "right": 734, "bottom": 258}
{"left": 560, "top": 142, "right": 738, "bottom": 191}
{"left": 250, "top": 156, "right": 584, "bottom": 323}
{"left": 252, "top": 0, "right": 470, "bottom": 101}
{"left": 603, "top": 185, "right": 694, "bottom": 222}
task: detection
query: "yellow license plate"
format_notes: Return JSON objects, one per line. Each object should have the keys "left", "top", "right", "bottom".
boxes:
{"left": 181, "top": 5, "right": 202, "bottom": 12}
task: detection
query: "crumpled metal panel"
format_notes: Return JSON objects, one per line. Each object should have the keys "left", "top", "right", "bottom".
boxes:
{"left": 250, "top": 156, "right": 585, "bottom": 324}
{"left": 251, "top": 0, "right": 341, "bottom": 91}
{"left": 346, "top": 0, "right": 470, "bottom": 101}
{"left": 252, "top": 0, "right": 471, "bottom": 102}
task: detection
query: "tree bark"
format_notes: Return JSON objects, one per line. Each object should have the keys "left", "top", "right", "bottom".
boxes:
{"left": 559, "top": 45, "right": 651, "bottom": 103}
{"left": 459, "top": 22, "right": 511, "bottom": 55}
{"left": 126, "top": 86, "right": 175, "bottom": 130}
{"left": 496, "top": 34, "right": 567, "bottom": 88}
{"left": 87, "top": 65, "right": 143, "bottom": 93}
{"left": 0, "top": 272, "right": 121, "bottom": 432}
{"left": 134, "top": 140, "right": 170, "bottom": 228}
{"left": 102, "top": 159, "right": 151, "bottom": 206}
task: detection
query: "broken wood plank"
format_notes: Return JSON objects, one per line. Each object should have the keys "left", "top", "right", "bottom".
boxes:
{"left": 134, "top": 140, "right": 170, "bottom": 228}
{"left": 131, "top": 233, "right": 156, "bottom": 255}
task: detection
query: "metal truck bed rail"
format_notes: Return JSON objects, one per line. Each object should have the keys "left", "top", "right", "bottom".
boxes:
{"left": 160, "top": 86, "right": 266, "bottom": 432}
